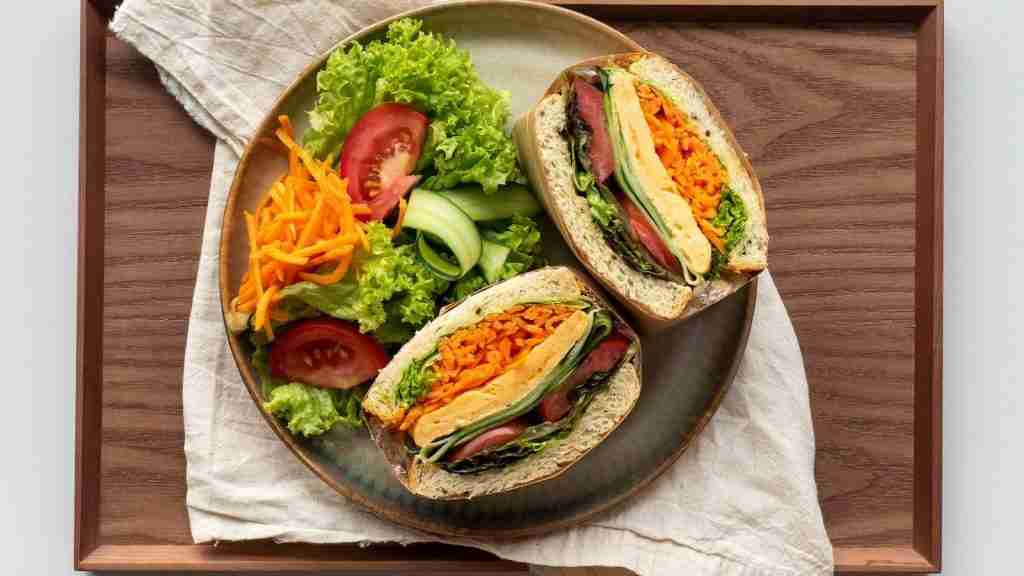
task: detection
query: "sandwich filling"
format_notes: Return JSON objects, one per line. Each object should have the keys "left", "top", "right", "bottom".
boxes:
{"left": 563, "top": 64, "right": 749, "bottom": 283}
{"left": 386, "top": 301, "right": 635, "bottom": 474}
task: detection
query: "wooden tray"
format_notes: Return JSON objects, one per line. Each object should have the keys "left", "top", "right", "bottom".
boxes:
{"left": 77, "top": 0, "right": 942, "bottom": 573}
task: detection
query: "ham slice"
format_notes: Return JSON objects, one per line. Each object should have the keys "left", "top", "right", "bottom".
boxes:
{"left": 573, "top": 78, "right": 615, "bottom": 184}
{"left": 447, "top": 421, "right": 528, "bottom": 462}
{"left": 538, "top": 332, "right": 631, "bottom": 422}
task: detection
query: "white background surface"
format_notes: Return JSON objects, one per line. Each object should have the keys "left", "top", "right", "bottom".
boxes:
{"left": 0, "top": 1, "right": 1019, "bottom": 574}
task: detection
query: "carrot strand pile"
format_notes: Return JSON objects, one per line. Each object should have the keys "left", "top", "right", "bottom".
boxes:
{"left": 636, "top": 83, "right": 729, "bottom": 251}
{"left": 231, "top": 115, "right": 372, "bottom": 338}
{"left": 397, "top": 304, "right": 577, "bottom": 431}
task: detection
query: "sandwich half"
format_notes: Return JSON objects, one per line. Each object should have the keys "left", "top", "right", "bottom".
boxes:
{"left": 363, "top": 266, "right": 641, "bottom": 500}
{"left": 513, "top": 53, "right": 768, "bottom": 329}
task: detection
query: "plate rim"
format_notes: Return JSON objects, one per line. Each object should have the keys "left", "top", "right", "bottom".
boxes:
{"left": 217, "top": 0, "right": 755, "bottom": 538}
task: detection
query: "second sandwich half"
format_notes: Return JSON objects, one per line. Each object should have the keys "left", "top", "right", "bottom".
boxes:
{"left": 363, "top": 266, "right": 641, "bottom": 500}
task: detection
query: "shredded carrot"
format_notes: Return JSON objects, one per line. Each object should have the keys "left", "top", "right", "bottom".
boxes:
{"left": 396, "top": 304, "right": 577, "bottom": 430}
{"left": 298, "top": 252, "right": 352, "bottom": 285}
{"left": 392, "top": 198, "right": 408, "bottom": 239}
{"left": 636, "top": 82, "right": 728, "bottom": 247}
{"left": 232, "top": 115, "right": 414, "bottom": 336}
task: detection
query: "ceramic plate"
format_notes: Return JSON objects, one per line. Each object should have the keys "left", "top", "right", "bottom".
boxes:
{"left": 220, "top": 0, "right": 755, "bottom": 537}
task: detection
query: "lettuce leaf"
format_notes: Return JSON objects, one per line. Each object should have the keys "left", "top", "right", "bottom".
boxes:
{"left": 449, "top": 272, "right": 488, "bottom": 303}
{"left": 705, "top": 186, "right": 748, "bottom": 280}
{"left": 304, "top": 18, "right": 520, "bottom": 192}
{"left": 483, "top": 216, "right": 543, "bottom": 280}
{"left": 394, "top": 353, "right": 438, "bottom": 409}
{"left": 262, "top": 383, "right": 364, "bottom": 437}
{"left": 264, "top": 383, "right": 339, "bottom": 437}
{"left": 712, "top": 186, "right": 748, "bottom": 255}
{"left": 279, "top": 222, "right": 448, "bottom": 336}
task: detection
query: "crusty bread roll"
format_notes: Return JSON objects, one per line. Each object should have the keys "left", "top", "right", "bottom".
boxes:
{"left": 363, "top": 266, "right": 641, "bottom": 500}
{"left": 513, "top": 53, "right": 767, "bottom": 331}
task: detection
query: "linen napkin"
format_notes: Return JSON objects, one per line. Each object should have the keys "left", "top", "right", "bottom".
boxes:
{"left": 111, "top": 1, "right": 834, "bottom": 574}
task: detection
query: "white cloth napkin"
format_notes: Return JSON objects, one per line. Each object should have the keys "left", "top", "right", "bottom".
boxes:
{"left": 111, "top": 1, "right": 833, "bottom": 574}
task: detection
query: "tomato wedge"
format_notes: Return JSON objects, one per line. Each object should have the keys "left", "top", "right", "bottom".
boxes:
{"left": 539, "top": 332, "right": 631, "bottom": 422}
{"left": 618, "top": 193, "right": 682, "bottom": 274}
{"left": 269, "top": 318, "right": 389, "bottom": 390}
{"left": 338, "top": 103, "right": 428, "bottom": 209}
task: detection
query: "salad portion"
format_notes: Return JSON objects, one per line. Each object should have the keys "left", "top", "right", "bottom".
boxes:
{"left": 227, "top": 19, "right": 545, "bottom": 438}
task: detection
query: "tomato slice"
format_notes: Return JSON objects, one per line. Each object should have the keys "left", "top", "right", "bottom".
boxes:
{"left": 269, "top": 318, "right": 389, "bottom": 390}
{"left": 338, "top": 102, "right": 428, "bottom": 207}
{"left": 618, "top": 193, "right": 682, "bottom": 274}
{"left": 539, "top": 332, "right": 631, "bottom": 422}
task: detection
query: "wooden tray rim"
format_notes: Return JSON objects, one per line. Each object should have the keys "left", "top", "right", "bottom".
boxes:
{"left": 76, "top": 0, "right": 943, "bottom": 572}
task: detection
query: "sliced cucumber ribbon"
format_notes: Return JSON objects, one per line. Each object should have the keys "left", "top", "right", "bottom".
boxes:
{"left": 403, "top": 189, "right": 482, "bottom": 279}
{"left": 416, "top": 233, "right": 463, "bottom": 281}
{"left": 439, "top": 184, "right": 541, "bottom": 221}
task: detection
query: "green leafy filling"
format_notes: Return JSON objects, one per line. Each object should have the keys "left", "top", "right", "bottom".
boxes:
{"left": 394, "top": 353, "right": 438, "bottom": 409}
{"left": 706, "top": 186, "right": 748, "bottom": 280}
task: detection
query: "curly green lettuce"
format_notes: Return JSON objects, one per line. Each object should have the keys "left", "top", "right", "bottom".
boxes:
{"left": 394, "top": 353, "right": 438, "bottom": 409}
{"left": 262, "top": 383, "right": 364, "bottom": 437}
{"left": 706, "top": 186, "right": 748, "bottom": 280}
{"left": 279, "top": 222, "right": 449, "bottom": 337}
{"left": 304, "top": 18, "right": 520, "bottom": 192}
{"left": 712, "top": 186, "right": 748, "bottom": 255}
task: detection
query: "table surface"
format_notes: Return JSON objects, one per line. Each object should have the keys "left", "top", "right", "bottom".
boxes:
{"left": 3, "top": 1, "right": 1023, "bottom": 575}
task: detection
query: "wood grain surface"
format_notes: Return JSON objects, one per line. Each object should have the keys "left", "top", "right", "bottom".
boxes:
{"left": 609, "top": 21, "right": 919, "bottom": 548}
{"left": 90, "top": 6, "right": 930, "bottom": 574}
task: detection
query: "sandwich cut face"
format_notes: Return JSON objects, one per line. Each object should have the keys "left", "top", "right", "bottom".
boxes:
{"left": 566, "top": 64, "right": 750, "bottom": 285}
{"left": 378, "top": 297, "right": 635, "bottom": 473}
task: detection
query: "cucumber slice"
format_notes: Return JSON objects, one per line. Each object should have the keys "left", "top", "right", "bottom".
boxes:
{"left": 478, "top": 240, "right": 511, "bottom": 283}
{"left": 404, "top": 189, "right": 482, "bottom": 279}
{"left": 417, "top": 233, "right": 462, "bottom": 281}
{"left": 440, "top": 184, "right": 541, "bottom": 221}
